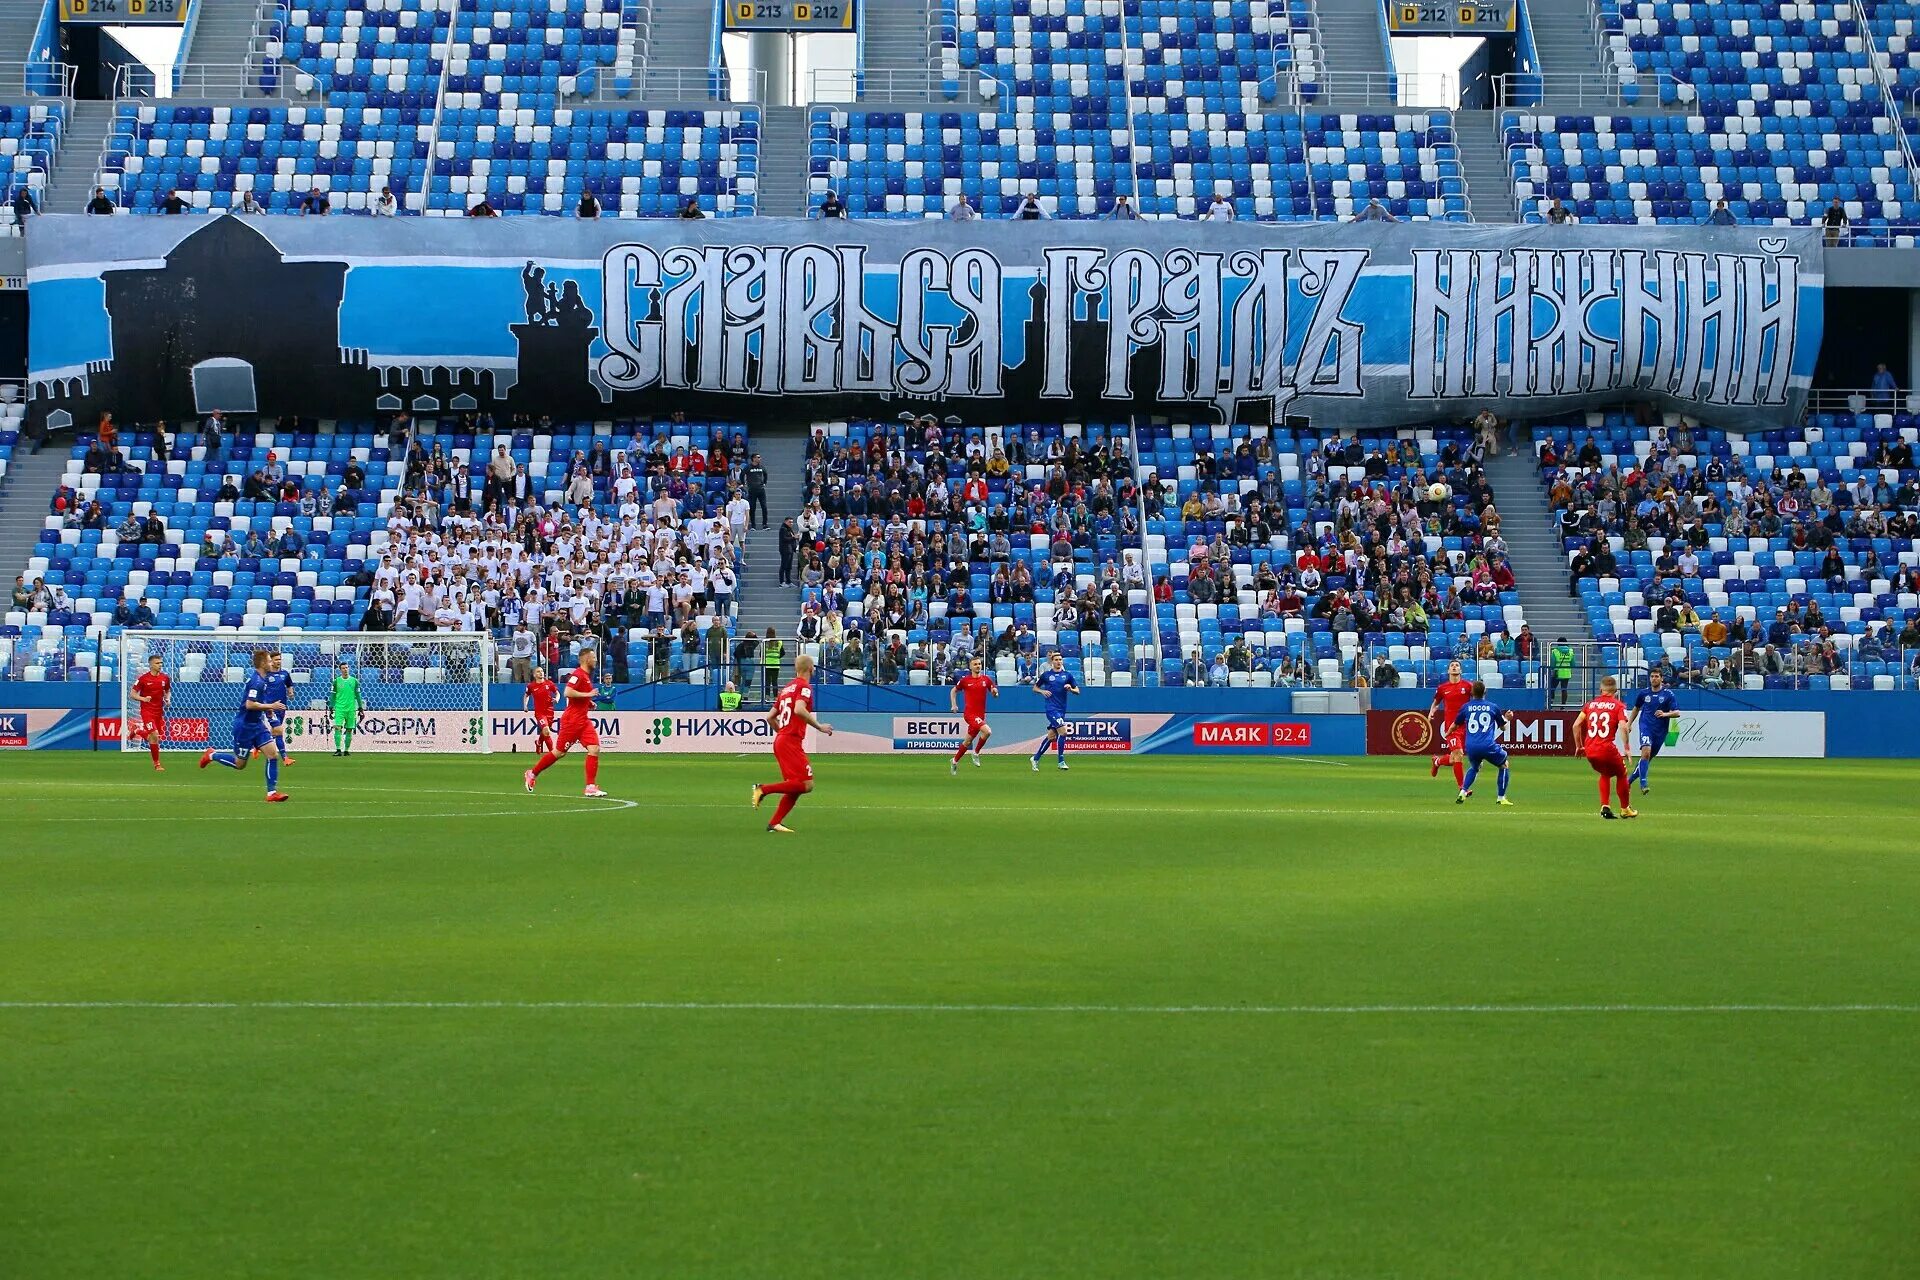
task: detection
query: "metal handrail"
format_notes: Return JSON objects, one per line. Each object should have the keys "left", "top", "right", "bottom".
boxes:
{"left": 805, "top": 67, "right": 964, "bottom": 104}
{"left": 118, "top": 62, "right": 292, "bottom": 100}
{"left": 0, "top": 59, "right": 76, "bottom": 98}
{"left": 590, "top": 65, "right": 767, "bottom": 104}
{"left": 415, "top": 0, "right": 461, "bottom": 216}
{"left": 1802, "top": 387, "right": 1920, "bottom": 415}
{"left": 1852, "top": 0, "right": 1920, "bottom": 206}
{"left": 1302, "top": 70, "right": 1450, "bottom": 107}
{"left": 1492, "top": 70, "right": 1680, "bottom": 110}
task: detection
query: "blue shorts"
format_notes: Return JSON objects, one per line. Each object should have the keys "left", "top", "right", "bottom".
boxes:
{"left": 1638, "top": 732, "right": 1664, "bottom": 756}
{"left": 231, "top": 720, "right": 274, "bottom": 753}
{"left": 1467, "top": 743, "right": 1509, "bottom": 769}
{"left": 1045, "top": 711, "right": 1068, "bottom": 732}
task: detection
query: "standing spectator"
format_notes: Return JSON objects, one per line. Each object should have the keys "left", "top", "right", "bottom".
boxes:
{"left": 1704, "top": 198, "right": 1736, "bottom": 226}
{"left": 373, "top": 186, "right": 397, "bottom": 216}
{"left": 732, "top": 630, "right": 758, "bottom": 695}
{"left": 761, "top": 627, "right": 782, "bottom": 697}
{"left": 1871, "top": 362, "right": 1898, "bottom": 407}
{"left": 299, "top": 188, "right": 329, "bottom": 215}
{"left": 679, "top": 198, "right": 705, "bottom": 220}
{"left": 509, "top": 624, "right": 535, "bottom": 683}
{"left": 467, "top": 196, "right": 497, "bottom": 217}
{"left": 1822, "top": 197, "right": 1849, "bottom": 246}
{"left": 1549, "top": 637, "right": 1575, "bottom": 707}
{"left": 778, "top": 518, "right": 799, "bottom": 586}
{"left": 1203, "top": 194, "right": 1235, "bottom": 222}
{"left": 577, "top": 190, "right": 601, "bottom": 219}
{"left": 87, "top": 186, "right": 115, "bottom": 215}
{"left": 1352, "top": 197, "right": 1396, "bottom": 223}
{"left": 946, "top": 194, "right": 977, "bottom": 221}
{"left": 1106, "top": 194, "right": 1138, "bottom": 220}
{"left": 817, "top": 190, "right": 845, "bottom": 218}
{"left": 1014, "top": 191, "right": 1048, "bottom": 220}
{"left": 236, "top": 188, "right": 263, "bottom": 215}
{"left": 1545, "top": 197, "right": 1573, "bottom": 225}
{"left": 11, "top": 186, "right": 35, "bottom": 231}
{"left": 162, "top": 188, "right": 190, "bottom": 214}
{"left": 746, "top": 453, "right": 769, "bottom": 528}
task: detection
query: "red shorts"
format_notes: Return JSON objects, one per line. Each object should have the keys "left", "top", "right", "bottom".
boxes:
{"left": 1585, "top": 745, "right": 1625, "bottom": 776}
{"left": 773, "top": 737, "right": 812, "bottom": 783}
{"left": 139, "top": 714, "right": 164, "bottom": 736}
{"left": 534, "top": 716, "right": 555, "bottom": 736}
{"left": 555, "top": 718, "right": 599, "bottom": 752}
{"left": 963, "top": 716, "right": 987, "bottom": 736}
{"left": 1445, "top": 724, "right": 1465, "bottom": 753}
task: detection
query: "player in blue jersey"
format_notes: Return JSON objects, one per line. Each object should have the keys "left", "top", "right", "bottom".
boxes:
{"left": 1455, "top": 680, "right": 1515, "bottom": 807}
{"left": 198, "top": 649, "right": 291, "bottom": 802}
{"left": 1029, "top": 650, "right": 1080, "bottom": 771}
{"left": 261, "top": 649, "right": 297, "bottom": 766}
{"left": 1630, "top": 669, "right": 1680, "bottom": 793}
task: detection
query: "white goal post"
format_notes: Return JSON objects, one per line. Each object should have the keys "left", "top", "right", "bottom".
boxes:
{"left": 117, "top": 630, "right": 496, "bottom": 753}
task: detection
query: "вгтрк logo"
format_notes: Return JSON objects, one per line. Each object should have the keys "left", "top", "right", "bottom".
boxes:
{"left": 1391, "top": 711, "right": 1434, "bottom": 753}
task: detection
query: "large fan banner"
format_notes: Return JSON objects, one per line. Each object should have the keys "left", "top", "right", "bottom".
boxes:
{"left": 26, "top": 215, "right": 1821, "bottom": 428}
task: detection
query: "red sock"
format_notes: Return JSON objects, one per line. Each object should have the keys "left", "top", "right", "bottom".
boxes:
{"left": 148, "top": 739, "right": 160, "bottom": 765}
{"left": 584, "top": 755, "right": 599, "bottom": 785}
{"left": 770, "top": 793, "right": 799, "bottom": 826}
{"left": 760, "top": 780, "right": 803, "bottom": 797}
{"left": 1616, "top": 776, "right": 1633, "bottom": 807}
{"left": 953, "top": 742, "right": 967, "bottom": 762}
{"left": 1597, "top": 776, "right": 1611, "bottom": 806}
{"left": 530, "top": 751, "right": 559, "bottom": 777}
{"left": 1451, "top": 761, "right": 1465, "bottom": 787}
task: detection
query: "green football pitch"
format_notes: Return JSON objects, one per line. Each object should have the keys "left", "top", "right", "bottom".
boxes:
{"left": 4, "top": 751, "right": 1917, "bottom": 1279}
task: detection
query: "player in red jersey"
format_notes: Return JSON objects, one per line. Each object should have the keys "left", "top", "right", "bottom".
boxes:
{"left": 1427, "top": 659, "right": 1473, "bottom": 791}
{"left": 130, "top": 654, "right": 172, "bottom": 771}
{"left": 948, "top": 655, "right": 999, "bottom": 774}
{"left": 1574, "top": 675, "right": 1637, "bottom": 819}
{"left": 523, "top": 647, "right": 608, "bottom": 797}
{"left": 523, "top": 666, "right": 558, "bottom": 753}
{"left": 751, "top": 654, "right": 834, "bottom": 833}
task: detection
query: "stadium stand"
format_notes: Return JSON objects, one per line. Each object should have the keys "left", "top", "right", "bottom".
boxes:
{"left": 791, "top": 418, "right": 1151, "bottom": 686}
{"left": 0, "top": 397, "right": 21, "bottom": 484}
{"left": 1545, "top": 0, "right": 1920, "bottom": 234}
{"left": 0, "top": 101, "right": 65, "bottom": 231}
{"left": 1541, "top": 414, "right": 1920, "bottom": 689}
{"left": 99, "top": 102, "right": 433, "bottom": 214}
{"left": 1137, "top": 424, "right": 1525, "bottom": 689}
{"left": 810, "top": 107, "right": 1467, "bottom": 220}
{"left": 261, "top": 0, "right": 454, "bottom": 104}
{"left": 426, "top": 105, "right": 760, "bottom": 217}
{"left": 1504, "top": 109, "right": 1918, "bottom": 233}
{"left": 6, "top": 418, "right": 754, "bottom": 684}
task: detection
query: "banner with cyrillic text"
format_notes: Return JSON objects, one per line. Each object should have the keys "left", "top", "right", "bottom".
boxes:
{"left": 27, "top": 215, "right": 1822, "bottom": 429}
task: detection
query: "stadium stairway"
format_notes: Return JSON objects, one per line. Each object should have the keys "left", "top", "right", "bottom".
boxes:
{"left": 731, "top": 427, "right": 808, "bottom": 671}
{"left": 1524, "top": 0, "right": 1607, "bottom": 82}
{"left": 862, "top": 0, "right": 937, "bottom": 84}
{"left": 1454, "top": 110, "right": 1515, "bottom": 222}
{"left": 1484, "top": 444, "right": 1594, "bottom": 651}
{"left": 755, "top": 106, "right": 808, "bottom": 216}
{"left": 643, "top": 0, "right": 715, "bottom": 74}
{"left": 43, "top": 100, "right": 113, "bottom": 212}
{"left": 0, "top": 2, "right": 48, "bottom": 76}
{"left": 1313, "top": 0, "right": 1391, "bottom": 103}
{"left": 0, "top": 445, "right": 67, "bottom": 586}
{"left": 177, "top": 0, "right": 267, "bottom": 81}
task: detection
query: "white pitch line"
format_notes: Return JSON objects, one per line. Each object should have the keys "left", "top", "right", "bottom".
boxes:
{"left": 14, "top": 788, "right": 639, "bottom": 822}
{"left": 0, "top": 1000, "right": 1915, "bottom": 1014}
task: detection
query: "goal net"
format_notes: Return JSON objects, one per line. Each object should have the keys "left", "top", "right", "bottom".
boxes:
{"left": 118, "top": 630, "right": 495, "bottom": 754}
